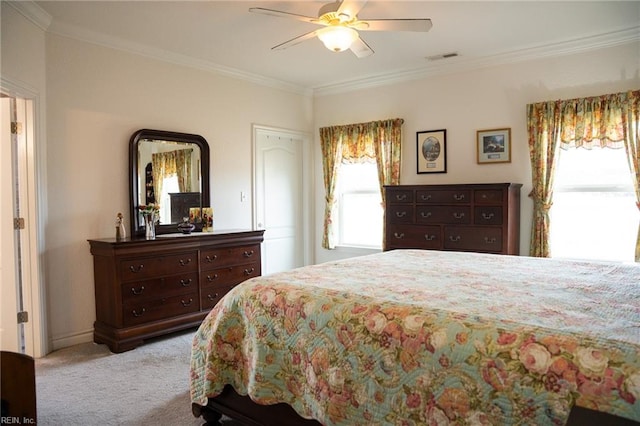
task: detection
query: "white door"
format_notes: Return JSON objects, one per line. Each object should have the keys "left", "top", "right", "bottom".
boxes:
{"left": 254, "top": 126, "right": 307, "bottom": 275}
{"left": 1, "top": 97, "right": 20, "bottom": 352}
{"left": 0, "top": 96, "right": 35, "bottom": 355}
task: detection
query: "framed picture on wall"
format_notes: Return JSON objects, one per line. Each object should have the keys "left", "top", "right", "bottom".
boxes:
{"left": 417, "top": 129, "right": 447, "bottom": 174}
{"left": 477, "top": 128, "right": 511, "bottom": 164}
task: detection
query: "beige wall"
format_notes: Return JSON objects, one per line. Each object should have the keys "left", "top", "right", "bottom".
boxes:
{"left": 313, "top": 42, "right": 640, "bottom": 264}
{"left": 24, "top": 29, "right": 312, "bottom": 349}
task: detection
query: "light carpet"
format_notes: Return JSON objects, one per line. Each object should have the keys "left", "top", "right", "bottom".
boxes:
{"left": 35, "top": 330, "right": 236, "bottom": 426}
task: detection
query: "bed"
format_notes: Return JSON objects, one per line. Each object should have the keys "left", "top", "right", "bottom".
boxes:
{"left": 190, "top": 249, "right": 640, "bottom": 425}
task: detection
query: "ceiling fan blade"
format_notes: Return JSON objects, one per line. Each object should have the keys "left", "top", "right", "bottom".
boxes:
{"left": 337, "top": 0, "right": 368, "bottom": 20}
{"left": 359, "top": 18, "right": 433, "bottom": 32}
{"left": 350, "top": 36, "right": 374, "bottom": 58}
{"left": 249, "top": 7, "right": 319, "bottom": 25}
{"left": 272, "top": 30, "right": 320, "bottom": 51}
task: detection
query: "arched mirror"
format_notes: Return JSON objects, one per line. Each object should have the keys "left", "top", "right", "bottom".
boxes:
{"left": 129, "top": 129, "right": 210, "bottom": 237}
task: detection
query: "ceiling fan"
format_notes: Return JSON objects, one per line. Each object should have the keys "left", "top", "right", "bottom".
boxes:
{"left": 249, "top": 1, "right": 432, "bottom": 58}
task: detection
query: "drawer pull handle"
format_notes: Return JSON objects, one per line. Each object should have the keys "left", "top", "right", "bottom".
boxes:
{"left": 420, "top": 212, "right": 432, "bottom": 218}
{"left": 129, "top": 265, "right": 144, "bottom": 273}
{"left": 131, "top": 286, "right": 145, "bottom": 295}
{"left": 484, "top": 237, "right": 497, "bottom": 244}
{"left": 244, "top": 267, "right": 255, "bottom": 276}
{"left": 181, "top": 298, "right": 194, "bottom": 307}
{"left": 207, "top": 293, "right": 219, "bottom": 301}
{"left": 449, "top": 236, "right": 461, "bottom": 242}
{"left": 424, "top": 234, "right": 436, "bottom": 241}
{"left": 205, "top": 255, "right": 218, "bottom": 263}
{"left": 206, "top": 274, "right": 219, "bottom": 282}
{"left": 396, "top": 194, "right": 407, "bottom": 201}
{"left": 482, "top": 194, "right": 488, "bottom": 199}
{"left": 453, "top": 194, "right": 465, "bottom": 201}
{"left": 243, "top": 250, "right": 254, "bottom": 257}
{"left": 396, "top": 211, "right": 407, "bottom": 218}
{"left": 453, "top": 212, "right": 465, "bottom": 219}
{"left": 180, "top": 278, "right": 192, "bottom": 287}
{"left": 482, "top": 213, "right": 495, "bottom": 220}
{"left": 179, "top": 258, "right": 192, "bottom": 266}
{"left": 393, "top": 232, "right": 405, "bottom": 239}
{"left": 420, "top": 194, "right": 432, "bottom": 201}
{"left": 132, "top": 308, "right": 146, "bottom": 317}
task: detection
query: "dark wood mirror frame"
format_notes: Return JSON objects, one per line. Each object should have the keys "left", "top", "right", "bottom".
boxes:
{"left": 129, "top": 129, "right": 210, "bottom": 237}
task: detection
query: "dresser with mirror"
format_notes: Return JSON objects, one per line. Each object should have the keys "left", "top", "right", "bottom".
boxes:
{"left": 88, "top": 129, "right": 263, "bottom": 352}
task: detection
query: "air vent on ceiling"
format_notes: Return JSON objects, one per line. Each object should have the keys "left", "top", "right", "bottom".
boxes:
{"left": 426, "top": 52, "right": 459, "bottom": 61}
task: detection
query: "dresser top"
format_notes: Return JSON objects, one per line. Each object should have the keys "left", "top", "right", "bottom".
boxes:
{"left": 88, "top": 229, "right": 264, "bottom": 254}
{"left": 384, "top": 183, "right": 522, "bottom": 189}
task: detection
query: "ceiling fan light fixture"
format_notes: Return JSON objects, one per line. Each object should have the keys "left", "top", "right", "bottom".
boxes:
{"left": 317, "top": 26, "right": 358, "bottom": 52}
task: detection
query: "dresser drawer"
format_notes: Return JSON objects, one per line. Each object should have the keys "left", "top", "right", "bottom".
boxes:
{"left": 123, "top": 291, "right": 199, "bottom": 326}
{"left": 474, "top": 206, "right": 503, "bottom": 225}
{"left": 120, "top": 251, "right": 197, "bottom": 282}
{"left": 386, "top": 189, "right": 414, "bottom": 203}
{"left": 416, "top": 206, "right": 471, "bottom": 224}
{"left": 386, "top": 224, "right": 440, "bottom": 249}
{"left": 201, "top": 285, "right": 235, "bottom": 310}
{"left": 443, "top": 227, "right": 503, "bottom": 252}
{"left": 475, "top": 189, "right": 504, "bottom": 204}
{"left": 201, "top": 262, "right": 260, "bottom": 288}
{"left": 416, "top": 189, "right": 471, "bottom": 204}
{"left": 200, "top": 244, "right": 260, "bottom": 270}
{"left": 121, "top": 272, "right": 198, "bottom": 303}
{"left": 387, "top": 205, "right": 414, "bottom": 224}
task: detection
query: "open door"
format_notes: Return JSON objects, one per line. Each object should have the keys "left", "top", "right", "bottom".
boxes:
{"left": 0, "top": 94, "right": 39, "bottom": 357}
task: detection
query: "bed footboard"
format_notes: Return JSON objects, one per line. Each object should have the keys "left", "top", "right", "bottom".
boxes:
{"left": 193, "top": 385, "right": 638, "bottom": 426}
{"left": 192, "top": 385, "right": 320, "bottom": 426}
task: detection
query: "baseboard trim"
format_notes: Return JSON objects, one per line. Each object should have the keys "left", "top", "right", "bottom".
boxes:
{"left": 50, "top": 329, "right": 93, "bottom": 352}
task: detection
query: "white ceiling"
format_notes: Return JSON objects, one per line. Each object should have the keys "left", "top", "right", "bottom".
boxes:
{"left": 30, "top": 1, "right": 640, "bottom": 94}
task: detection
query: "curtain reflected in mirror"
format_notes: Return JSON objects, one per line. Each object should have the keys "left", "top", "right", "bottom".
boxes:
{"left": 139, "top": 141, "right": 200, "bottom": 224}
{"left": 130, "top": 129, "right": 210, "bottom": 237}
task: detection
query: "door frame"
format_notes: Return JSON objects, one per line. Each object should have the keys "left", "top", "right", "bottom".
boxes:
{"left": 1, "top": 77, "right": 48, "bottom": 358}
{"left": 252, "top": 124, "right": 313, "bottom": 268}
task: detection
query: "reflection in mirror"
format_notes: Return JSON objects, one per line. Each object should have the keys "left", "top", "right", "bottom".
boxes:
{"left": 137, "top": 139, "right": 200, "bottom": 224}
{"left": 129, "top": 129, "right": 210, "bottom": 237}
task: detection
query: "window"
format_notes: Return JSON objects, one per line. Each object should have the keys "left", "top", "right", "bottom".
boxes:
{"left": 550, "top": 147, "right": 637, "bottom": 262}
{"left": 336, "top": 162, "right": 383, "bottom": 249}
{"left": 159, "top": 175, "right": 179, "bottom": 223}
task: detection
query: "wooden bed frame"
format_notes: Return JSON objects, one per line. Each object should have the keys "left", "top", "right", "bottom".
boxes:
{"left": 192, "top": 385, "right": 639, "bottom": 426}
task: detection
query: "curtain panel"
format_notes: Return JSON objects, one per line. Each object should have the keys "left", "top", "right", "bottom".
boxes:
{"left": 151, "top": 149, "right": 194, "bottom": 208}
{"left": 527, "top": 90, "right": 640, "bottom": 260}
{"left": 319, "top": 118, "right": 403, "bottom": 249}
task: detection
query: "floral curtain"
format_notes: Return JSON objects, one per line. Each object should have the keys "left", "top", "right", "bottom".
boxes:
{"left": 319, "top": 118, "right": 403, "bottom": 249}
{"left": 527, "top": 90, "right": 640, "bottom": 260}
{"left": 526, "top": 101, "right": 563, "bottom": 258}
{"left": 174, "top": 148, "right": 193, "bottom": 192}
{"left": 620, "top": 93, "right": 640, "bottom": 261}
{"left": 151, "top": 148, "right": 193, "bottom": 205}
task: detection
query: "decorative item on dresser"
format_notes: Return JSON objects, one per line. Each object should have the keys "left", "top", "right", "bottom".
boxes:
{"left": 88, "top": 230, "right": 264, "bottom": 353}
{"left": 384, "top": 183, "right": 521, "bottom": 254}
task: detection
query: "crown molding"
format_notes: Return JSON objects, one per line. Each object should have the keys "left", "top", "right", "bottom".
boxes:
{"left": 312, "top": 26, "right": 640, "bottom": 96}
{"left": 45, "top": 19, "right": 312, "bottom": 97}
{"left": 6, "top": 1, "right": 52, "bottom": 31}
{"left": 11, "top": 1, "right": 638, "bottom": 98}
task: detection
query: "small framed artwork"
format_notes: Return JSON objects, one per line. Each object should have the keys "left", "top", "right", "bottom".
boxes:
{"left": 417, "top": 129, "right": 447, "bottom": 174}
{"left": 477, "top": 128, "right": 511, "bottom": 164}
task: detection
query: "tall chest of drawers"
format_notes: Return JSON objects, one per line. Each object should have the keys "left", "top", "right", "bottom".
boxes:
{"left": 384, "top": 183, "right": 521, "bottom": 255}
{"left": 89, "top": 230, "right": 264, "bottom": 352}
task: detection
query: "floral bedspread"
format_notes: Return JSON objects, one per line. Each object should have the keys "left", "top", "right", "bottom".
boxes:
{"left": 190, "top": 249, "right": 640, "bottom": 425}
